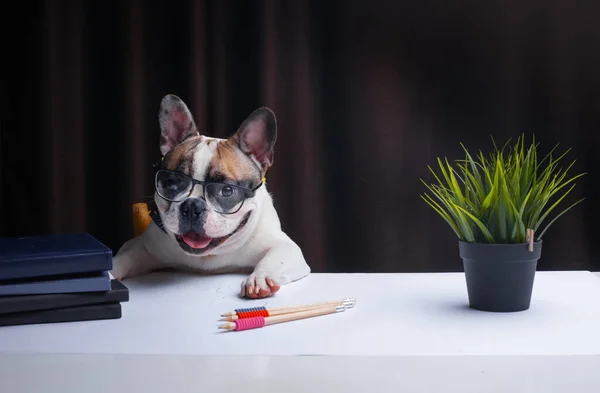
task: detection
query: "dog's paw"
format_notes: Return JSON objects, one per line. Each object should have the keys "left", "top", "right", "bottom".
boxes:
{"left": 240, "top": 273, "right": 281, "bottom": 299}
{"left": 110, "top": 256, "right": 130, "bottom": 281}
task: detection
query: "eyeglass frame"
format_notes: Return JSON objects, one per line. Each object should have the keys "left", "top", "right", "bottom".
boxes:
{"left": 153, "top": 168, "right": 265, "bottom": 215}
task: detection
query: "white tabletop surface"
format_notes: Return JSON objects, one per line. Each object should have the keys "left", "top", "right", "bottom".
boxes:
{"left": 1, "top": 270, "right": 600, "bottom": 392}
{"left": 2, "top": 270, "right": 600, "bottom": 356}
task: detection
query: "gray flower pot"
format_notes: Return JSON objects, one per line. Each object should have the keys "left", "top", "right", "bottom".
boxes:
{"left": 458, "top": 240, "right": 543, "bottom": 312}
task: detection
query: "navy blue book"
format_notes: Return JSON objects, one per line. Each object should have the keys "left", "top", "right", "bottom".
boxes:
{"left": 0, "top": 271, "right": 111, "bottom": 295}
{"left": 0, "top": 279, "right": 128, "bottom": 314}
{"left": 0, "top": 233, "right": 113, "bottom": 281}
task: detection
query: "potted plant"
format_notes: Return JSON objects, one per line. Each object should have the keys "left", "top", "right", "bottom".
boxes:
{"left": 420, "top": 135, "right": 585, "bottom": 312}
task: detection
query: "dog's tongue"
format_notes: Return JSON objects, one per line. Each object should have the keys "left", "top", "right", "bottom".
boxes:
{"left": 182, "top": 232, "right": 212, "bottom": 249}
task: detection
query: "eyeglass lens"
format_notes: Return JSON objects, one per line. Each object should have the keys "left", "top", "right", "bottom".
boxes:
{"left": 156, "top": 170, "right": 246, "bottom": 213}
{"left": 156, "top": 170, "right": 193, "bottom": 201}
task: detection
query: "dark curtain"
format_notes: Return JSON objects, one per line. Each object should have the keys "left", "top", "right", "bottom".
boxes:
{"left": 2, "top": 0, "right": 600, "bottom": 273}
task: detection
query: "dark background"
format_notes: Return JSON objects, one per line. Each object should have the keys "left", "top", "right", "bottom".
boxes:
{"left": 1, "top": 0, "right": 599, "bottom": 273}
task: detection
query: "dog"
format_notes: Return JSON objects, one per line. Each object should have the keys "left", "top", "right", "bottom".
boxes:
{"left": 110, "top": 94, "right": 311, "bottom": 298}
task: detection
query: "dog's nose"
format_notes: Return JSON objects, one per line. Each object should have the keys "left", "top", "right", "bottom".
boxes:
{"left": 180, "top": 199, "right": 205, "bottom": 218}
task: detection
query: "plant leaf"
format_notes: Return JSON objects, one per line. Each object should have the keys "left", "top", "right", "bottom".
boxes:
{"left": 452, "top": 203, "right": 496, "bottom": 242}
{"left": 420, "top": 194, "right": 462, "bottom": 239}
{"left": 537, "top": 198, "right": 585, "bottom": 239}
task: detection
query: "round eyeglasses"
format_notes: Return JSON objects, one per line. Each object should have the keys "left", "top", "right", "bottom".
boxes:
{"left": 154, "top": 169, "right": 264, "bottom": 214}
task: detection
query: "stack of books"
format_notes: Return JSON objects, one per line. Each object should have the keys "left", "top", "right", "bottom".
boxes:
{"left": 0, "top": 233, "right": 128, "bottom": 327}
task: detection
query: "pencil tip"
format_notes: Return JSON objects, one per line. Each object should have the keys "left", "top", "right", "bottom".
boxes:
{"left": 342, "top": 298, "right": 356, "bottom": 308}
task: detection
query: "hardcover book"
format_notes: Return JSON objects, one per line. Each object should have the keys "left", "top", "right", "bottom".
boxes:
{"left": 0, "top": 279, "right": 128, "bottom": 314}
{"left": 0, "top": 303, "right": 122, "bottom": 327}
{"left": 0, "top": 233, "right": 113, "bottom": 280}
{"left": 0, "top": 271, "right": 111, "bottom": 296}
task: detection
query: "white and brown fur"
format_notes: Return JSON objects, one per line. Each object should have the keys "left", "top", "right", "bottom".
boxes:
{"left": 110, "top": 94, "right": 310, "bottom": 298}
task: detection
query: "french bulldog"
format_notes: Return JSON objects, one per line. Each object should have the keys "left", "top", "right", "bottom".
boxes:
{"left": 110, "top": 94, "right": 311, "bottom": 298}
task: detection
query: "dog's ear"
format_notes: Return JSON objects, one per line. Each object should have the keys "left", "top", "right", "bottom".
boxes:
{"left": 158, "top": 94, "right": 199, "bottom": 155}
{"left": 232, "top": 107, "right": 277, "bottom": 169}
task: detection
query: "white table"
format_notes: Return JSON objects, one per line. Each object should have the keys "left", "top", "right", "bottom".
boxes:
{"left": 1, "top": 271, "right": 600, "bottom": 392}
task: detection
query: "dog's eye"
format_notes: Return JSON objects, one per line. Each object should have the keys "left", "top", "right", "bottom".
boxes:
{"left": 220, "top": 186, "right": 234, "bottom": 198}
{"left": 163, "top": 181, "right": 177, "bottom": 190}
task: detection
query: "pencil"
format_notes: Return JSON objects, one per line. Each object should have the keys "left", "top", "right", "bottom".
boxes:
{"left": 218, "top": 304, "right": 347, "bottom": 332}
{"left": 219, "top": 297, "right": 356, "bottom": 319}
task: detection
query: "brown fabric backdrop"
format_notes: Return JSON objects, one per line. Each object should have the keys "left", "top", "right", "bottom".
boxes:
{"left": 1, "top": 0, "right": 599, "bottom": 273}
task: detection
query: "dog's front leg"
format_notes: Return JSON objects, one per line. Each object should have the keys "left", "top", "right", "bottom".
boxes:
{"left": 241, "top": 240, "right": 311, "bottom": 299}
{"left": 111, "top": 225, "right": 169, "bottom": 280}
